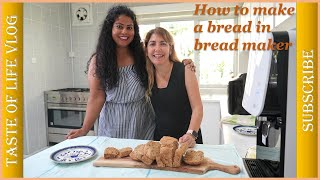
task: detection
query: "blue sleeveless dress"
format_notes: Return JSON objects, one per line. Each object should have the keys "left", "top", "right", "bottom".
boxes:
{"left": 98, "top": 64, "right": 155, "bottom": 140}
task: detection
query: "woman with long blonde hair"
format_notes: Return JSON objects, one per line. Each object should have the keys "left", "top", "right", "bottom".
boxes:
{"left": 145, "top": 27, "right": 203, "bottom": 147}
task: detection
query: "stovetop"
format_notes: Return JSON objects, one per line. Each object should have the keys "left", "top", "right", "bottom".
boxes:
{"left": 45, "top": 88, "right": 90, "bottom": 104}
{"left": 51, "top": 88, "right": 89, "bottom": 92}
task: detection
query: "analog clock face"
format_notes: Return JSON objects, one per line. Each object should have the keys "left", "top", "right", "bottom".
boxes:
{"left": 76, "top": 7, "right": 88, "bottom": 21}
{"left": 51, "top": 146, "right": 97, "bottom": 163}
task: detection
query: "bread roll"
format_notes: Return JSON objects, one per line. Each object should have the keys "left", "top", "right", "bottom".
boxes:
{"left": 104, "top": 147, "right": 120, "bottom": 159}
{"left": 183, "top": 149, "right": 204, "bottom": 165}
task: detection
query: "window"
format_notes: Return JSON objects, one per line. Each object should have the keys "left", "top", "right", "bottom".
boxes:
{"left": 160, "top": 21, "right": 194, "bottom": 60}
{"left": 139, "top": 24, "right": 155, "bottom": 41}
{"left": 198, "top": 19, "right": 235, "bottom": 86}
{"left": 137, "top": 6, "right": 237, "bottom": 89}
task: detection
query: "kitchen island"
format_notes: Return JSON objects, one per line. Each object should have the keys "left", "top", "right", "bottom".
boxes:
{"left": 24, "top": 136, "right": 248, "bottom": 178}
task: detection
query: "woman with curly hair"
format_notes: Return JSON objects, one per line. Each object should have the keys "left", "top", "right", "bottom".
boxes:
{"left": 67, "top": 5, "right": 155, "bottom": 140}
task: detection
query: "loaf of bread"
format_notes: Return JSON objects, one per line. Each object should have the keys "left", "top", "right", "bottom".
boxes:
{"left": 141, "top": 155, "right": 154, "bottom": 165}
{"left": 143, "top": 141, "right": 161, "bottom": 160}
{"left": 140, "top": 141, "right": 161, "bottom": 165}
{"left": 128, "top": 136, "right": 205, "bottom": 167}
{"left": 155, "top": 156, "right": 165, "bottom": 167}
{"left": 160, "top": 136, "right": 179, "bottom": 149}
{"left": 158, "top": 136, "right": 179, "bottom": 167}
{"left": 129, "top": 144, "right": 145, "bottom": 161}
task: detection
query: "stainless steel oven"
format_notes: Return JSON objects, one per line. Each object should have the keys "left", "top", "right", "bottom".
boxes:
{"left": 45, "top": 88, "right": 98, "bottom": 145}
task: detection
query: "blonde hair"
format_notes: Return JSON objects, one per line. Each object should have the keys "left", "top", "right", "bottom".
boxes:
{"left": 144, "top": 27, "right": 180, "bottom": 99}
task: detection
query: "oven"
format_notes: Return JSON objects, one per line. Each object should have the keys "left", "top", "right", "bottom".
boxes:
{"left": 45, "top": 88, "right": 98, "bottom": 145}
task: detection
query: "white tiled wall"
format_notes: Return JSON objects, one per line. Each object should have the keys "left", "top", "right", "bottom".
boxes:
{"left": 23, "top": 2, "right": 116, "bottom": 155}
{"left": 71, "top": 3, "right": 114, "bottom": 87}
{"left": 23, "top": 2, "right": 225, "bottom": 156}
{"left": 23, "top": 3, "right": 73, "bottom": 155}
{"left": 23, "top": 2, "right": 223, "bottom": 155}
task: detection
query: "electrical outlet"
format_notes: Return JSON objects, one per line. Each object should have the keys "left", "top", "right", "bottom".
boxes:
{"left": 69, "top": 51, "right": 75, "bottom": 58}
{"left": 31, "top": 57, "right": 37, "bottom": 64}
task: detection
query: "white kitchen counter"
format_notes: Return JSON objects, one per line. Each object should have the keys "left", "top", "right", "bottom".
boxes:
{"left": 24, "top": 136, "right": 248, "bottom": 178}
{"left": 221, "top": 123, "right": 256, "bottom": 158}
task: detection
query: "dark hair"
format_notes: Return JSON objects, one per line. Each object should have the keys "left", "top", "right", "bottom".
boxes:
{"left": 87, "top": 5, "right": 147, "bottom": 90}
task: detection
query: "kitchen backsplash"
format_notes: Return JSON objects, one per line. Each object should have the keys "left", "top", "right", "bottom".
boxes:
{"left": 24, "top": 3, "right": 73, "bottom": 155}
{"left": 23, "top": 2, "right": 130, "bottom": 155}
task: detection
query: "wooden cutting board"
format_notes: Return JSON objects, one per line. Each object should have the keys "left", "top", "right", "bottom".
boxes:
{"left": 93, "top": 156, "right": 241, "bottom": 175}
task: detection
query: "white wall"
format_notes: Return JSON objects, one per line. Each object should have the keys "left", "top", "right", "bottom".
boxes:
{"left": 22, "top": 2, "right": 237, "bottom": 155}
{"left": 23, "top": 3, "right": 73, "bottom": 154}
{"left": 71, "top": 3, "right": 226, "bottom": 146}
{"left": 201, "top": 100, "right": 221, "bottom": 145}
{"left": 71, "top": 3, "right": 114, "bottom": 87}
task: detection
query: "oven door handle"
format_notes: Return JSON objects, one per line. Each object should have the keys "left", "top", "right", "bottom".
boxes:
{"left": 47, "top": 106, "right": 86, "bottom": 111}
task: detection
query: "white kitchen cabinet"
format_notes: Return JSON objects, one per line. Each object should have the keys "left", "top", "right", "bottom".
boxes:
{"left": 200, "top": 100, "right": 221, "bottom": 145}
{"left": 221, "top": 123, "right": 256, "bottom": 158}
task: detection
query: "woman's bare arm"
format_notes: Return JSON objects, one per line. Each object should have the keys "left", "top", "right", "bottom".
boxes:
{"left": 185, "top": 66, "right": 203, "bottom": 132}
{"left": 178, "top": 66, "right": 203, "bottom": 147}
{"left": 67, "top": 56, "right": 106, "bottom": 139}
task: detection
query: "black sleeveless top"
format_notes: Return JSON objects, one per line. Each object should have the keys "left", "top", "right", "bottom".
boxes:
{"left": 151, "top": 62, "right": 203, "bottom": 144}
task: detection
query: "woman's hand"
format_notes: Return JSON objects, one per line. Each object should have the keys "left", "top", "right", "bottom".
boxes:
{"left": 66, "top": 128, "right": 88, "bottom": 139}
{"left": 182, "top": 59, "right": 196, "bottom": 72}
{"left": 179, "top": 133, "right": 196, "bottom": 148}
